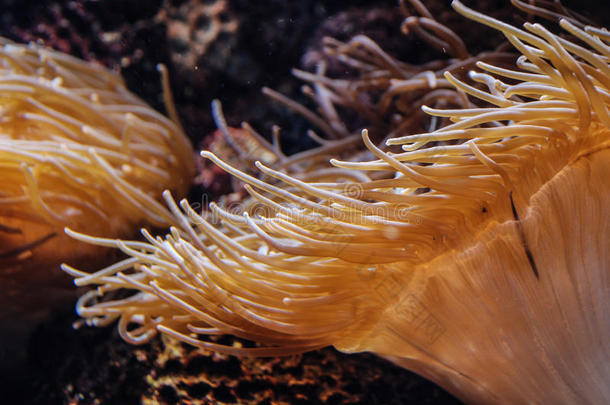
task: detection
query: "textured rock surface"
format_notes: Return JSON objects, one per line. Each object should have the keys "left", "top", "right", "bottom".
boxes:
{"left": 20, "top": 308, "right": 461, "bottom": 404}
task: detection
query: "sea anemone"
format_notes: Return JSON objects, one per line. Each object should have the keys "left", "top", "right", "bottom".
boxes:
{"left": 63, "top": 1, "right": 609, "bottom": 404}
{"left": 0, "top": 39, "right": 194, "bottom": 317}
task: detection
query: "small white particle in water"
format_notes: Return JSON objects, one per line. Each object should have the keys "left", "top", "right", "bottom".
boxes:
{"left": 383, "top": 226, "right": 400, "bottom": 240}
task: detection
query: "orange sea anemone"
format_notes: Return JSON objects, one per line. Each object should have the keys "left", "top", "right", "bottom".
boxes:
{"left": 63, "top": 2, "right": 609, "bottom": 404}
{"left": 0, "top": 39, "right": 194, "bottom": 317}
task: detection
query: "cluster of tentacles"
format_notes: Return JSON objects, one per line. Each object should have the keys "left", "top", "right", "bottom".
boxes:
{"left": 64, "top": 0, "right": 609, "bottom": 354}
{"left": 0, "top": 38, "right": 193, "bottom": 316}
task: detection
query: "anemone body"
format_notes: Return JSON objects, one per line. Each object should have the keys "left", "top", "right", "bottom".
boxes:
{"left": 64, "top": 2, "right": 609, "bottom": 404}
{"left": 359, "top": 145, "right": 610, "bottom": 404}
{"left": 0, "top": 39, "right": 194, "bottom": 317}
